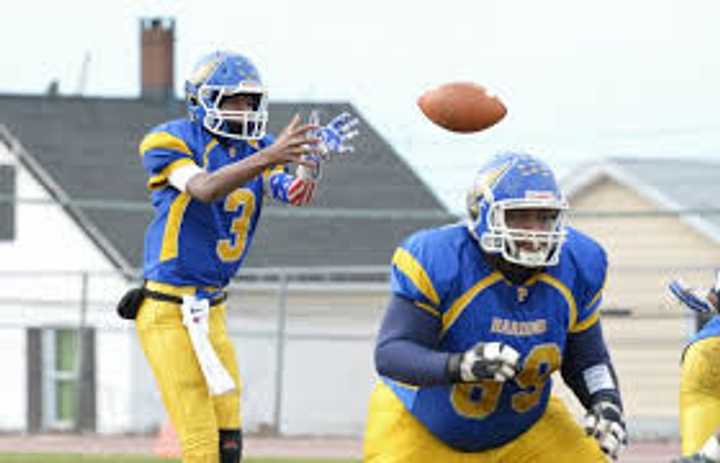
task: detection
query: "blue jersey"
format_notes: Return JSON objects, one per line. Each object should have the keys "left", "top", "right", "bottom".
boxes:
{"left": 690, "top": 314, "right": 720, "bottom": 345}
{"left": 384, "top": 223, "right": 607, "bottom": 451}
{"left": 139, "top": 118, "right": 295, "bottom": 288}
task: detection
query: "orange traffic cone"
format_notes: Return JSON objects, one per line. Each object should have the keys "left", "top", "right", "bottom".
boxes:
{"left": 154, "top": 420, "right": 182, "bottom": 459}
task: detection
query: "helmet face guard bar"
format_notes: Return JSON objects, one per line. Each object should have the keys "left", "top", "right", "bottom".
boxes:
{"left": 199, "top": 84, "right": 268, "bottom": 140}
{"left": 480, "top": 198, "right": 568, "bottom": 268}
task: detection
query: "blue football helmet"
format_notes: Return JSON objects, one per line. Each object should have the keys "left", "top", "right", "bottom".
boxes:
{"left": 466, "top": 152, "right": 568, "bottom": 267}
{"left": 185, "top": 51, "right": 268, "bottom": 140}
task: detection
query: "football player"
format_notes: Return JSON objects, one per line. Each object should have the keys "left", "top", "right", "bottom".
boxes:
{"left": 668, "top": 273, "right": 720, "bottom": 463}
{"left": 363, "top": 152, "right": 627, "bottom": 462}
{"left": 134, "top": 50, "right": 358, "bottom": 463}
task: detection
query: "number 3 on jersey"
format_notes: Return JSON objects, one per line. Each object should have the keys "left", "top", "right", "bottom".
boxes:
{"left": 217, "top": 188, "right": 256, "bottom": 262}
{"left": 451, "top": 343, "right": 561, "bottom": 419}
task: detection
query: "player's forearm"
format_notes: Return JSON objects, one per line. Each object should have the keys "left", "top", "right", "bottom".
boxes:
{"left": 188, "top": 152, "right": 274, "bottom": 202}
{"left": 375, "top": 294, "right": 452, "bottom": 386}
{"left": 375, "top": 339, "right": 452, "bottom": 386}
{"left": 561, "top": 322, "right": 623, "bottom": 409}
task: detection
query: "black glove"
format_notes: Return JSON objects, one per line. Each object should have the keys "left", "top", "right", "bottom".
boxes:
{"left": 583, "top": 400, "right": 628, "bottom": 460}
{"left": 447, "top": 342, "right": 520, "bottom": 382}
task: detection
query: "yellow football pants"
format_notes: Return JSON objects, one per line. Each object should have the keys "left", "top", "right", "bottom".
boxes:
{"left": 136, "top": 282, "right": 242, "bottom": 463}
{"left": 363, "top": 382, "right": 606, "bottom": 463}
{"left": 680, "top": 336, "right": 720, "bottom": 456}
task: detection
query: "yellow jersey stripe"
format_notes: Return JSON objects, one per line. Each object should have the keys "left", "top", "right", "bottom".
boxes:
{"left": 441, "top": 272, "right": 503, "bottom": 338}
{"left": 147, "top": 158, "right": 197, "bottom": 189}
{"left": 139, "top": 131, "right": 193, "bottom": 157}
{"left": 159, "top": 192, "right": 192, "bottom": 262}
{"left": 585, "top": 271, "right": 607, "bottom": 311}
{"left": 586, "top": 290, "right": 602, "bottom": 309}
{"left": 537, "top": 274, "right": 578, "bottom": 331}
{"left": 570, "top": 308, "right": 600, "bottom": 333}
{"left": 414, "top": 301, "right": 441, "bottom": 318}
{"left": 202, "top": 139, "right": 219, "bottom": 168}
{"left": 391, "top": 248, "right": 440, "bottom": 307}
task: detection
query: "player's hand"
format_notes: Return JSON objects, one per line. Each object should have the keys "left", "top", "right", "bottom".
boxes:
{"left": 583, "top": 400, "right": 628, "bottom": 460}
{"left": 309, "top": 110, "right": 359, "bottom": 159}
{"left": 671, "top": 454, "right": 720, "bottom": 463}
{"left": 449, "top": 342, "right": 520, "bottom": 383}
{"left": 263, "top": 114, "right": 320, "bottom": 168}
{"left": 668, "top": 279, "right": 716, "bottom": 313}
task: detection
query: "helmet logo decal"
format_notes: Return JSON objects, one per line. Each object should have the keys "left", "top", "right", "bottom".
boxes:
{"left": 475, "top": 161, "right": 512, "bottom": 194}
{"left": 188, "top": 57, "right": 221, "bottom": 87}
{"left": 467, "top": 161, "right": 512, "bottom": 217}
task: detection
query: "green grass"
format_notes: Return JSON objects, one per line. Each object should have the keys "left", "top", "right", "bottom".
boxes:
{"left": 0, "top": 455, "right": 358, "bottom": 463}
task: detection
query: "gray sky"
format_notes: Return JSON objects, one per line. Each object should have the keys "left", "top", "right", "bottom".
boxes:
{"left": 3, "top": 0, "right": 719, "bottom": 211}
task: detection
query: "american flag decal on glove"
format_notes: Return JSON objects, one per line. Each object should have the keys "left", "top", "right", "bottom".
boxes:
{"left": 287, "top": 177, "right": 316, "bottom": 206}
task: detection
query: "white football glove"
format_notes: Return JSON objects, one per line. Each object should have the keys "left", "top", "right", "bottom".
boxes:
{"left": 309, "top": 110, "right": 359, "bottom": 159}
{"left": 450, "top": 342, "right": 520, "bottom": 383}
{"left": 297, "top": 111, "right": 359, "bottom": 182}
{"left": 668, "top": 279, "right": 717, "bottom": 313}
{"left": 583, "top": 401, "right": 628, "bottom": 461}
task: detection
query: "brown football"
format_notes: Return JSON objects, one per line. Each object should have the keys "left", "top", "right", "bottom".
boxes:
{"left": 417, "top": 81, "right": 507, "bottom": 133}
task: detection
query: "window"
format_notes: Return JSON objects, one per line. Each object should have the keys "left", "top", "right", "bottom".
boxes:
{"left": 46, "top": 329, "right": 79, "bottom": 429}
{"left": 27, "top": 327, "right": 95, "bottom": 432}
{"left": 0, "top": 164, "right": 15, "bottom": 241}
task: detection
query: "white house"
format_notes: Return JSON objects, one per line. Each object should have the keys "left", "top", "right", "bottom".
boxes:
{"left": 0, "top": 18, "right": 451, "bottom": 436}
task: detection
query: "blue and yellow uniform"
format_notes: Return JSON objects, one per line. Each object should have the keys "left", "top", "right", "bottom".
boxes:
{"left": 680, "top": 316, "right": 720, "bottom": 455}
{"left": 136, "top": 118, "right": 297, "bottom": 463}
{"left": 141, "top": 118, "right": 293, "bottom": 287}
{"left": 364, "top": 223, "right": 608, "bottom": 462}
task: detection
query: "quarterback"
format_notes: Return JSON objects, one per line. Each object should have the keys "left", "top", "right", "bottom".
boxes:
{"left": 133, "top": 50, "right": 357, "bottom": 463}
{"left": 363, "top": 152, "right": 627, "bottom": 462}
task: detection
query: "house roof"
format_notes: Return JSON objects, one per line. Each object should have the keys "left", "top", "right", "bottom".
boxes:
{"left": 562, "top": 156, "right": 720, "bottom": 244}
{"left": 0, "top": 94, "right": 452, "bottom": 276}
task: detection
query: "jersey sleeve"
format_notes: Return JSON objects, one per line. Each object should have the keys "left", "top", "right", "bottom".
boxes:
{"left": 138, "top": 128, "right": 199, "bottom": 190}
{"left": 389, "top": 231, "right": 457, "bottom": 320}
{"left": 569, "top": 230, "right": 608, "bottom": 333}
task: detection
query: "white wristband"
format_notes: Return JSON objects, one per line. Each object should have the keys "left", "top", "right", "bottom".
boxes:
{"left": 582, "top": 364, "right": 615, "bottom": 395}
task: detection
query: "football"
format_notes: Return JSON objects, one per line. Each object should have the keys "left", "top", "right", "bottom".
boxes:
{"left": 417, "top": 81, "right": 507, "bottom": 133}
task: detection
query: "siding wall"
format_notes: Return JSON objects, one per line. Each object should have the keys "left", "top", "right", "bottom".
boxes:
{"left": 555, "top": 176, "right": 720, "bottom": 434}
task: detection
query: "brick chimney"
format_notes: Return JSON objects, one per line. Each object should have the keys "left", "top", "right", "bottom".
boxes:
{"left": 140, "top": 17, "right": 175, "bottom": 101}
